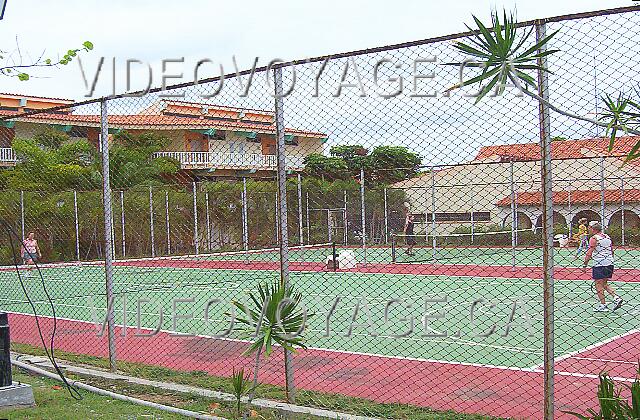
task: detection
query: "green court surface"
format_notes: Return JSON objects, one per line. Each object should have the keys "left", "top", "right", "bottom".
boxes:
{"left": 1, "top": 258, "right": 638, "bottom": 370}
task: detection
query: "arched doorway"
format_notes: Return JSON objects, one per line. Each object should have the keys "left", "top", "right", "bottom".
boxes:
{"left": 571, "top": 210, "right": 601, "bottom": 227}
{"left": 536, "top": 211, "right": 567, "bottom": 230}
{"left": 608, "top": 210, "right": 640, "bottom": 230}
{"left": 502, "top": 212, "right": 533, "bottom": 229}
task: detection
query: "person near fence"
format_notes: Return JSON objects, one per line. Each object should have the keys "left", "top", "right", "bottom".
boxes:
{"left": 573, "top": 217, "right": 589, "bottom": 259}
{"left": 582, "top": 221, "right": 623, "bottom": 312}
{"left": 21, "top": 231, "right": 41, "bottom": 276}
{"left": 404, "top": 213, "right": 416, "bottom": 256}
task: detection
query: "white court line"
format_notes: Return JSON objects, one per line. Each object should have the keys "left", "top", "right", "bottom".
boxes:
{"left": 6, "top": 310, "right": 541, "bottom": 374}
{"left": 529, "top": 328, "right": 640, "bottom": 370}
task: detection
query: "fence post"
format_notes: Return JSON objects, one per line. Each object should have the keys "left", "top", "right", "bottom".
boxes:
{"left": 273, "top": 66, "right": 296, "bottom": 403}
{"left": 430, "top": 167, "right": 436, "bottom": 261}
{"left": 20, "top": 190, "right": 24, "bottom": 240}
{"left": 600, "top": 156, "right": 606, "bottom": 227}
{"left": 74, "top": 190, "right": 80, "bottom": 261}
{"left": 343, "top": 190, "right": 348, "bottom": 245}
{"left": 100, "top": 99, "right": 117, "bottom": 372}
{"left": 165, "top": 191, "right": 171, "bottom": 254}
{"left": 326, "top": 209, "right": 332, "bottom": 243}
{"left": 621, "top": 177, "right": 625, "bottom": 246}
{"left": 149, "top": 186, "right": 155, "bottom": 258}
{"left": 383, "top": 187, "right": 389, "bottom": 244}
{"left": 360, "top": 167, "right": 367, "bottom": 265}
{"left": 470, "top": 210, "right": 475, "bottom": 243}
{"left": 305, "top": 191, "right": 310, "bottom": 244}
{"left": 536, "top": 20, "right": 554, "bottom": 420}
{"left": 120, "top": 190, "right": 126, "bottom": 257}
{"left": 510, "top": 160, "right": 516, "bottom": 269}
{"left": 242, "top": 177, "right": 249, "bottom": 253}
{"left": 568, "top": 182, "right": 572, "bottom": 237}
{"left": 205, "top": 191, "right": 211, "bottom": 252}
{"left": 193, "top": 181, "right": 199, "bottom": 255}
{"left": 297, "top": 173, "right": 304, "bottom": 246}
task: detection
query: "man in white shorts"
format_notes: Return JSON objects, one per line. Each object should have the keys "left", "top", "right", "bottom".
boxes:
{"left": 582, "top": 221, "right": 623, "bottom": 312}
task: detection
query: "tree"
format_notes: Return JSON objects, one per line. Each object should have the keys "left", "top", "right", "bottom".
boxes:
{"left": 367, "top": 146, "right": 421, "bottom": 184}
{"left": 232, "top": 281, "right": 310, "bottom": 408}
{"left": 0, "top": 39, "right": 94, "bottom": 81}
{"left": 108, "top": 131, "right": 180, "bottom": 189}
{"left": 329, "top": 145, "right": 369, "bottom": 172}
{"left": 7, "top": 135, "right": 100, "bottom": 191}
{"left": 447, "top": 10, "right": 640, "bottom": 159}
{"left": 302, "top": 153, "right": 350, "bottom": 181}
{"left": 304, "top": 144, "right": 421, "bottom": 185}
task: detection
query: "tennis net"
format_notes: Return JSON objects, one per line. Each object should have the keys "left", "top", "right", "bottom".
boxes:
{"left": 391, "top": 229, "right": 541, "bottom": 264}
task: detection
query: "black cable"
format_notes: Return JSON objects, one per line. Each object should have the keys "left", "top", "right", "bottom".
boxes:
{"left": 0, "top": 219, "right": 82, "bottom": 400}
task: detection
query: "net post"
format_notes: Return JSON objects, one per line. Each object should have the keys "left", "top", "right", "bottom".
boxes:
{"left": 391, "top": 234, "right": 396, "bottom": 263}
{"left": 360, "top": 167, "right": 367, "bottom": 265}
{"left": 332, "top": 242, "right": 337, "bottom": 272}
{"left": 273, "top": 66, "right": 296, "bottom": 403}
{"left": 621, "top": 177, "right": 625, "bottom": 246}
{"left": 120, "top": 190, "right": 126, "bottom": 257}
{"left": 192, "top": 181, "right": 199, "bottom": 255}
{"left": 149, "top": 185, "right": 155, "bottom": 258}
{"left": 430, "top": 167, "right": 436, "bottom": 261}
{"left": 383, "top": 187, "right": 389, "bottom": 244}
{"left": 510, "top": 160, "right": 516, "bottom": 269}
{"left": 100, "top": 98, "right": 117, "bottom": 372}
{"left": 74, "top": 189, "right": 80, "bottom": 261}
{"left": 242, "top": 177, "right": 249, "bottom": 257}
{"left": 20, "top": 190, "right": 24, "bottom": 240}
{"left": 165, "top": 190, "right": 171, "bottom": 255}
{"left": 205, "top": 190, "right": 211, "bottom": 252}
{"left": 536, "top": 19, "right": 554, "bottom": 420}
{"left": 297, "top": 173, "right": 304, "bottom": 246}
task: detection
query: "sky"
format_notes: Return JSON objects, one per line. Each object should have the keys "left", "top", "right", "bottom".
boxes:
{"left": 0, "top": 0, "right": 635, "bottom": 100}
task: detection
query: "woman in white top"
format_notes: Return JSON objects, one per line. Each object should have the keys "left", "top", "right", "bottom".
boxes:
{"left": 582, "top": 221, "right": 623, "bottom": 312}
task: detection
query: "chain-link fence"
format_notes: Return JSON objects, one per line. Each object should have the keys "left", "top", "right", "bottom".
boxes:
{"left": 1, "top": 5, "right": 639, "bottom": 419}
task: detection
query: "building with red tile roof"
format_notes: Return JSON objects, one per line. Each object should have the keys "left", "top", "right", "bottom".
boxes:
{"left": 0, "top": 93, "right": 327, "bottom": 177}
{"left": 393, "top": 137, "right": 640, "bottom": 237}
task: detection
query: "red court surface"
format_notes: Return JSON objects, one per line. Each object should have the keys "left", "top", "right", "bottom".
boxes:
{"left": 117, "top": 258, "right": 640, "bottom": 282}
{"left": 9, "top": 313, "right": 639, "bottom": 419}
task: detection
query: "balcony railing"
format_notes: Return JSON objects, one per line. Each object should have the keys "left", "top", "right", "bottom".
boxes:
{"left": 0, "top": 148, "right": 17, "bottom": 165}
{"left": 153, "top": 151, "right": 305, "bottom": 170}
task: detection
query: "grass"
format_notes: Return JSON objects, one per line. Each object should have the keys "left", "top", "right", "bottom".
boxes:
{"left": 2, "top": 371, "right": 187, "bottom": 420}
{"left": 11, "top": 343, "right": 504, "bottom": 419}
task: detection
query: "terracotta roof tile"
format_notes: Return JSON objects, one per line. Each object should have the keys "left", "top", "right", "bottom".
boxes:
{"left": 476, "top": 136, "right": 640, "bottom": 161}
{"left": 496, "top": 189, "right": 640, "bottom": 206}
{"left": 0, "top": 109, "right": 326, "bottom": 138}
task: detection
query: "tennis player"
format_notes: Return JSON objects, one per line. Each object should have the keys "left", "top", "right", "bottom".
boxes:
{"left": 574, "top": 217, "right": 589, "bottom": 259}
{"left": 404, "top": 213, "right": 416, "bottom": 256}
{"left": 582, "top": 221, "right": 623, "bottom": 312}
{"left": 21, "top": 231, "right": 41, "bottom": 277}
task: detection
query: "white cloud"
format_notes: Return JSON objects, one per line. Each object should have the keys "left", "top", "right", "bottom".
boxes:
{"left": 0, "top": 0, "right": 633, "bottom": 99}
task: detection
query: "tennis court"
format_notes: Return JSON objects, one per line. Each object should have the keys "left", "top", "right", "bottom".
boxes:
{"left": 2, "top": 242, "right": 639, "bottom": 418}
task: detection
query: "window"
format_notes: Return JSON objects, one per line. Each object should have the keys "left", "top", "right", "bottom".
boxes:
{"left": 229, "top": 141, "right": 245, "bottom": 154}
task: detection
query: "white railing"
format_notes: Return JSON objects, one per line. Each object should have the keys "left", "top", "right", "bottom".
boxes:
{"left": 0, "top": 148, "right": 17, "bottom": 164}
{"left": 153, "top": 151, "right": 305, "bottom": 170}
